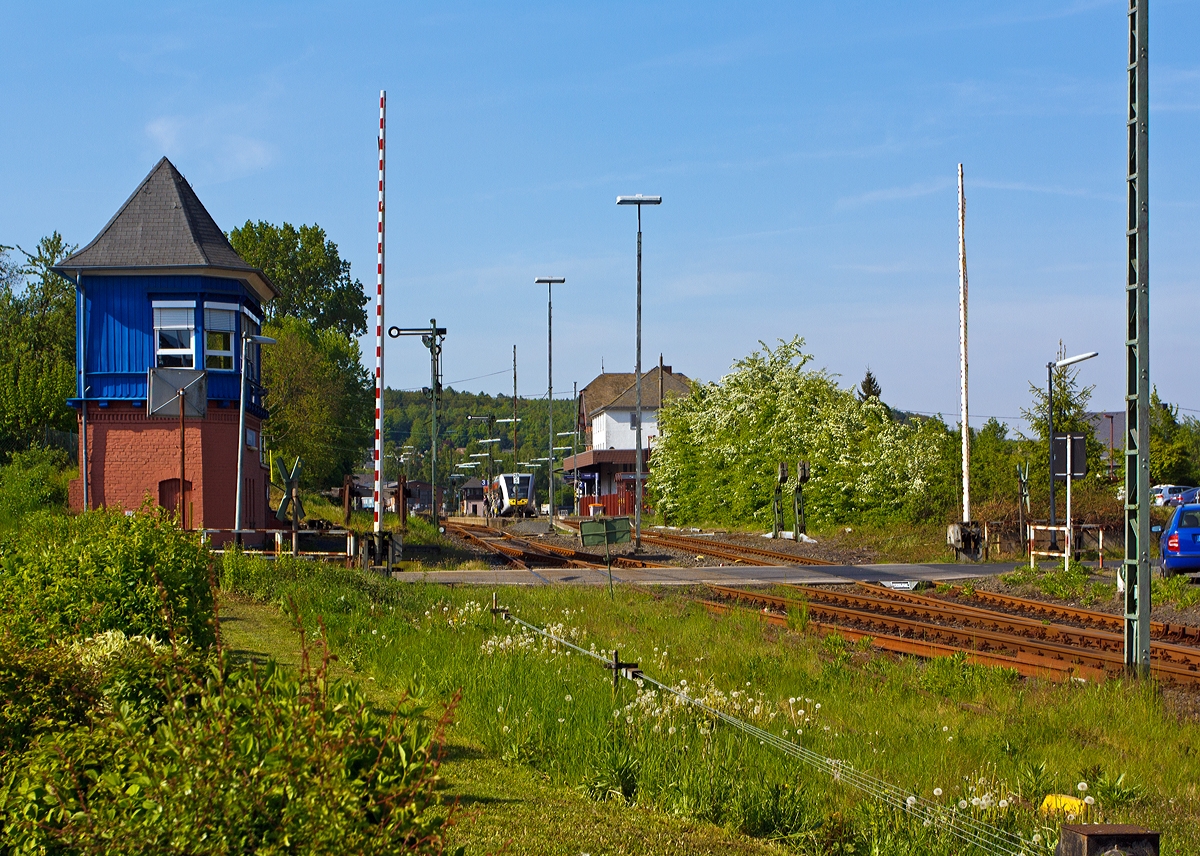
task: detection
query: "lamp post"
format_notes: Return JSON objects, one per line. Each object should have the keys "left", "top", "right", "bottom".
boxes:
{"left": 235, "top": 333, "right": 276, "bottom": 541}
{"left": 616, "top": 194, "right": 661, "bottom": 551}
{"left": 535, "top": 276, "right": 567, "bottom": 529}
{"left": 1046, "top": 351, "right": 1098, "bottom": 550}
{"left": 558, "top": 430, "right": 577, "bottom": 515}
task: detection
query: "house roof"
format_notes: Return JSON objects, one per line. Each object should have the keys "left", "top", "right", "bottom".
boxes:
{"left": 580, "top": 366, "right": 690, "bottom": 417}
{"left": 54, "top": 157, "right": 275, "bottom": 302}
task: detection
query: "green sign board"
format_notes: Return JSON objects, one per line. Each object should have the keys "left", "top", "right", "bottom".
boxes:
{"left": 580, "top": 516, "right": 632, "bottom": 548}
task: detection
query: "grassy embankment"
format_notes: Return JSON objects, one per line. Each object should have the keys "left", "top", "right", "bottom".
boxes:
{"left": 221, "top": 553, "right": 1200, "bottom": 855}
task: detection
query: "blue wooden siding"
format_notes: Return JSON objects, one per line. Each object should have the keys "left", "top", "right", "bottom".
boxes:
{"left": 75, "top": 274, "right": 264, "bottom": 405}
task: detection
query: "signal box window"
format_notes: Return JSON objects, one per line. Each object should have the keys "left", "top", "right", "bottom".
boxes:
{"left": 204, "top": 306, "right": 237, "bottom": 370}
{"left": 153, "top": 305, "right": 195, "bottom": 368}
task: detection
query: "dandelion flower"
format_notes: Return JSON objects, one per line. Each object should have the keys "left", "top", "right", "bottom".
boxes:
{"left": 933, "top": 788, "right": 943, "bottom": 797}
{"left": 497, "top": 707, "right": 504, "bottom": 714}
{"left": 906, "top": 796, "right": 917, "bottom": 807}
{"left": 668, "top": 726, "right": 676, "bottom": 735}
{"left": 958, "top": 800, "right": 968, "bottom": 809}
{"left": 565, "top": 694, "right": 573, "bottom": 702}
{"left": 1084, "top": 796, "right": 1095, "bottom": 806}
{"left": 943, "top": 725, "right": 949, "bottom": 732}
{"left": 1077, "top": 782, "right": 1088, "bottom": 793}
{"left": 999, "top": 799, "right": 1009, "bottom": 809}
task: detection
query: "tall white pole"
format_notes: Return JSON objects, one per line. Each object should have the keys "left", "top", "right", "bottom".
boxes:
{"left": 957, "top": 163, "right": 970, "bottom": 523}
{"left": 373, "top": 92, "right": 387, "bottom": 537}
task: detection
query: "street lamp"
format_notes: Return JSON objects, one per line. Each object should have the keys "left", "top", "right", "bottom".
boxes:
{"left": 1046, "top": 351, "right": 1098, "bottom": 550}
{"left": 617, "top": 195, "right": 661, "bottom": 550}
{"left": 535, "top": 276, "right": 567, "bottom": 528}
{"left": 235, "top": 333, "right": 276, "bottom": 540}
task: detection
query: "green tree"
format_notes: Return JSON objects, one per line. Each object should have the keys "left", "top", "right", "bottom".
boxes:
{"left": 968, "top": 418, "right": 1020, "bottom": 510}
{"left": 1149, "top": 389, "right": 1197, "bottom": 486}
{"left": 1019, "top": 349, "right": 1106, "bottom": 480}
{"left": 857, "top": 367, "right": 882, "bottom": 401}
{"left": 228, "top": 221, "right": 368, "bottom": 338}
{"left": 0, "top": 234, "right": 78, "bottom": 457}
{"left": 649, "top": 337, "right": 958, "bottom": 528}
{"left": 261, "top": 316, "right": 372, "bottom": 488}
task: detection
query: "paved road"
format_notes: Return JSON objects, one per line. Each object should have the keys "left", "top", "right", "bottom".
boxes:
{"left": 391, "top": 562, "right": 1017, "bottom": 587}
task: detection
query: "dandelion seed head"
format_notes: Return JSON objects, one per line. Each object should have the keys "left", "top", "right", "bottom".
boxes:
{"left": 933, "top": 788, "right": 943, "bottom": 797}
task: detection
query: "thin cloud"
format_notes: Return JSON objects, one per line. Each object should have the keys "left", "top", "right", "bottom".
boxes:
{"left": 144, "top": 106, "right": 275, "bottom": 184}
{"left": 835, "top": 178, "right": 953, "bottom": 210}
{"left": 972, "top": 178, "right": 1119, "bottom": 201}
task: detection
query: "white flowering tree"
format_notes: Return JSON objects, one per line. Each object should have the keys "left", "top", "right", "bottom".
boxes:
{"left": 649, "top": 337, "right": 956, "bottom": 527}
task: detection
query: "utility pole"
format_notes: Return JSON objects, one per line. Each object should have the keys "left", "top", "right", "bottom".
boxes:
{"left": 1124, "top": 0, "right": 1151, "bottom": 672}
{"left": 958, "top": 164, "right": 970, "bottom": 524}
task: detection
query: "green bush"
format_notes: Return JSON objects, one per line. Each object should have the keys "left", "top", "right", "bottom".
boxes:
{"left": 1, "top": 654, "right": 453, "bottom": 855}
{"left": 0, "top": 507, "right": 215, "bottom": 647}
{"left": 0, "top": 635, "right": 99, "bottom": 758}
{"left": 0, "top": 446, "right": 69, "bottom": 523}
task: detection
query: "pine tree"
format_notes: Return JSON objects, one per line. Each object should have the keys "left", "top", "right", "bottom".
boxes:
{"left": 858, "top": 368, "right": 882, "bottom": 401}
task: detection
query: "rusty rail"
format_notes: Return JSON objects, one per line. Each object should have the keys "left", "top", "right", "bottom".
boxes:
{"left": 558, "top": 518, "right": 836, "bottom": 567}
{"left": 706, "top": 585, "right": 1200, "bottom": 687}
{"left": 941, "top": 585, "right": 1200, "bottom": 645}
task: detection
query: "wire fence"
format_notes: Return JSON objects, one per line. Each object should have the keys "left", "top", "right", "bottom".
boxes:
{"left": 501, "top": 608, "right": 1037, "bottom": 856}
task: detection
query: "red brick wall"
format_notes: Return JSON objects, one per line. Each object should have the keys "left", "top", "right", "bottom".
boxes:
{"left": 69, "top": 402, "right": 269, "bottom": 530}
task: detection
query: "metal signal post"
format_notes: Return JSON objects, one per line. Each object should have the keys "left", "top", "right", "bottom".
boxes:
{"left": 1124, "top": 0, "right": 1151, "bottom": 671}
{"left": 387, "top": 321, "right": 447, "bottom": 524}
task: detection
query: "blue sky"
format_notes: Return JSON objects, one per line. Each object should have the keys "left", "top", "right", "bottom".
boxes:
{"left": 3, "top": 1, "right": 1198, "bottom": 430}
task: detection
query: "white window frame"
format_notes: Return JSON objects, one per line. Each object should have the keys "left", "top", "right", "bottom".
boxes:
{"left": 152, "top": 301, "right": 196, "bottom": 369}
{"left": 203, "top": 302, "right": 238, "bottom": 371}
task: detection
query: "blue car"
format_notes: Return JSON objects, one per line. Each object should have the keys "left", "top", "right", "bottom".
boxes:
{"left": 1158, "top": 503, "right": 1200, "bottom": 576}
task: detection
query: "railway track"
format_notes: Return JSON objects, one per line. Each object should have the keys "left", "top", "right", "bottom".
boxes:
{"left": 939, "top": 585, "right": 1200, "bottom": 645}
{"left": 445, "top": 521, "right": 667, "bottom": 571}
{"left": 557, "top": 519, "right": 836, "bottom": 567}
{"left": 704, "top": 584, "right": 1200, "bottom": 687}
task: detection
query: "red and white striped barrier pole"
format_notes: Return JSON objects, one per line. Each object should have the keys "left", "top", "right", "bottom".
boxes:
{"left": 373, "top": 91, "right": 386, "bottom": 541}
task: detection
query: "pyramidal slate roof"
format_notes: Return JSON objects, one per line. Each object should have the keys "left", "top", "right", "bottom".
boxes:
{"left": 55, "top": 157, "right": 275, "bottom": 300}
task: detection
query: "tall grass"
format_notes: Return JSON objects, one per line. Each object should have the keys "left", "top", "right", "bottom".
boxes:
{"left": 221, "top": 553, "right": 1200, "bottom": 855}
